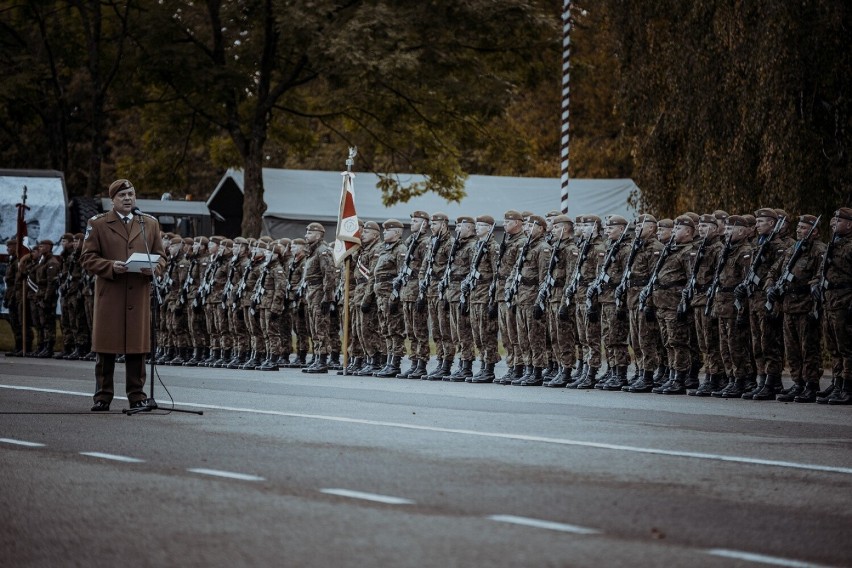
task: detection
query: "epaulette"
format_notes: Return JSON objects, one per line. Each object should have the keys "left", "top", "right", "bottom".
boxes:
{"left": 140, "top": 212, "right": 158, "bottom": 220}
{"left": 89, "top": 212, "right": 109, "bottom": 221}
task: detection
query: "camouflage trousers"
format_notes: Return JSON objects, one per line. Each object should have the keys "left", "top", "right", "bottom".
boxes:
{"left": 749, "top": 300, "right": 783, "bottom": 375}
{"left": 260, "top": 308, "right": 283, "bottom": 356}
{"left": 212, "top": 305, "right": 230, "bottom": 350}
{"left": 306, "top": 301, "right": 331, "bottom": 356}
{"left": 823, "top": 308, "right": 852, "bottom": 380}
{"left": 601, "top": 302, "right": 629, "bottom": 367}
{"left": 59, "top": 296, "right": 76, "bottom": 349}
{"left": 6, "top": 300, "right": 31, "bottom": 351}
{"left": 694, "top": 307, "right": 724, "bottom": 375}
{"left": 203, "top": 304, "right": 219, "bottom": 349}
{"left": 329, "top": 305, "right": 341, "bottom": 354}
{"left": 228, "top": 305, "right": 249, "bottom": 352}
{"left": 377, "top": 295, "right": 406, "bottom": 357}
{"left": 244, "top": 307, "right": 263, "bottom": 352}
{"left": 187, "top": 304, "right": 207, "bottom": 349}
{"left": 292, "top": 302, "right": 311, "bottom": 354}
{"left": 783, "top": 312, "right": 822, "bottom": 381}
{"left": 345, "top": 301, "right": 363, "bottom": 358}
{"left": 515, "top": 303, "right": 548, "bottom": 367}
{"left": 635, "top": 306, "right": 661, "bottom": 370}
{"left": 719, "top": 316, "right": 754, "bottom": 379}
{"left": 166, "top": 307, "right": 190, "bottom": 349}
{"left": 471, "top": 302, "right": 500, "bottom": 364}
{"left": 498, "top": 301, "right": 520, "bottom": 367}
{"left": 657, "top": 310, "right": 692, "bottom": 372}
{"left": 449, "top": 301, "right": 475, "bottom": 360}
{"left": 429, "top": 297, "right": 454, "bottom": 360}
{"left": 576, "top": 299, "right": 602, "bottom": 368}
{"left": 40, "top": 298, "right": 57, "bottom": 347}
{"left": 403, "top": 300, "right": 431, "bottom": 359}
{"left": 356, "top": 296, "right": 381, "bottom": 357}
{"left": 548, "top": 301, "right": 576, "bottom": 367}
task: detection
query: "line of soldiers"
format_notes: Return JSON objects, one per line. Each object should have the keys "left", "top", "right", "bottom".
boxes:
{"left": 4, "top": 206, "right": 851, "bottom": 406}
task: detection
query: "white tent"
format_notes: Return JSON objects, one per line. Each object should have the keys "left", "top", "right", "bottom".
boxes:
{"left": 207, "top": 168, "right": 640, "bottom": 238}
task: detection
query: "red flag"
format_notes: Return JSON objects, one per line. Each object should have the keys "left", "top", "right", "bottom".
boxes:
{"left": 333, "top": 171, "right": 361, "bottom": 265}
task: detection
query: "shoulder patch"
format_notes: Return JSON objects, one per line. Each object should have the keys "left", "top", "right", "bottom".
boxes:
{"left": 84, "top": 225, "right": 93, "bottom": 241}
{"left": 89, "top": 212, "right": 108, "bottom": 221}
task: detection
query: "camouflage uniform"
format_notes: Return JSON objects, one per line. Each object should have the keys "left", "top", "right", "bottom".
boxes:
{"left": 445, "top": 220, "right": 477, "bottom": 379}
{"left": 688, "top": 221, "right": 726, "bottom": 395}
{"left": 572, "top": 224, "right": 606, "bottom": 383}
{"left": 55, "top": 238, "right": 76, "bottom": 356}
{"left": 3, "top": 243, "right": 23, "bottom": 354}
{"left": 370, "top": 220, "right": 407, "bottom": 375}
{"left": 239, "top": 244, "right": 266, "bottom": 368}
{"left": 16, "top": 252, "right": 38, "bottom": 353}
{"left": 400, "top": 216, "right": 431, "bottom": 373}
{"left": 423, "top": 220, "right": 455, "bottom": 378}
{"left": 595, "top": 217, "right": 632, "bottom": 384}
{"left": 544, "top": 221, "right": 579, "bottom": 385}
{"left": 494, "top": 212, "right": 527, "bottom": 381}
{"left": 224, "top": 243, "right": 252, "bottom": 366}
{"left": 353, "top": 234, "right": 382, "bottom": 373}
{"left": 302, "top": 229, "right": 337, "bottom": 371}
{"left": 467, "top": 217, "right": 500, "bottom": 380}
{"left": 33, "top": 244, "right": 61, "bottom": 355}
{"left": 205, "top": 241, "right": 232, "bottom": 364}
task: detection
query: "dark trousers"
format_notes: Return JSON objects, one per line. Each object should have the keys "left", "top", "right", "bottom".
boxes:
{"left": 94, "top": 353, "right": 147, "bottom": 404}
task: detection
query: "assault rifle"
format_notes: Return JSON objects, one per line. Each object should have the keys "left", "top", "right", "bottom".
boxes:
{"left": 178, "top": 257, "right": 197, "bottom": 306}
{"left": 459, "top": 223, "right": 495, "bottom": 314}
{"left": 503, "top": 233, "right": 533, "bottom": 308}
{"left": 765, "top": 216, "right": 820, "bottom": 312}
{"left": 231, "top": 257, "right": 254, "bottom": 309}
{"left": 810, "top": 223, "right": 837, "bottom": 321}
{"left": 678, "top": 235, "right": 709, "bottom": 316}
{"left": 249, "top": 252, "right": 274, "bottom": 315}
{"left": 195, "top": 250, "right": 223, "bottom": 309}
{"left": 638, "top": 233, "right": 677, "bottom": 313}
{"left": 486, "top": 231, "right": 510, "bottom": 317}
{"left": 391, "top": 224, "right": 425, "bottom": 302}
{"left": 563, "top": 233, "right": 592, "bottom": 308}
{"left": 220, "top": 252, "right": 238, "bottom": 309}
{"left": 704, "top": 233, "right": 733, "bottom": 317}
{"left": 416, "top": 235, "right": 441, "bottom": 311}
{"left": 437, "top": 228, "right": 462, "bottom": 307}
{"left": 534, "top": 227, "right": 564, "bottom": 315}
{"left": 586, "top": 226, "right": 629, "bottom": 313}
{"left": 614, "top": 217, "right": 649, "bottom": 311}
{"left": 735, "top": 216, "right": 786, "bottom": 312}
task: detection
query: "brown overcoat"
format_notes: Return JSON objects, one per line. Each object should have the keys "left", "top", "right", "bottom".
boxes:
{"left": 81, "top": 210, "right": 167, "bottom": 354}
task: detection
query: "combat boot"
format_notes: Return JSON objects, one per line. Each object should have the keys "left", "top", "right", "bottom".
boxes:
{"left": 816, "top": 378, "right": 837, "bottom": 401}
{"left": 827, "top": 378, "right": 852, "bottom": 405}
{"left": 689, "top": 373, "right": 716, "bottom": 397}
{"left": 240, "top": 350, "right": 260, "bottom": 370}
{"left": 602, "top": 365, "right": 629, "bottom": 391}
{"left": 374, "top": 355, "right": 402, "bottom": 378}
{"left": 662, "top": 370, "right": 688, "bottom": 395}
{"left": 571, "top": 360, "right": 586, "bottom": 382}
{"left": 652, "top": 369, "right": 677, "bottom": 394}
{"left": 371, "top": 354, "right": 393, "bottom": 377}
{"left": 511, "top": 365, "right": 534, "bottom": 385}
{"left": 575, "top": 366, "right": 599, "bottom": 389}
{"left": 622, "top": 368, "right": 643, "bottom": 391}
{"left": 396, "top": 358, "right": 419, "bottom": 379}
{"left": 777, "top": 380, "right": 805, "bottom": 402}
{"left": 470, "top": 359, "right": 486, "bottom": 381}
{"left": 653, "top": 366, "right": 669, "bottom": 385}
{"left": 277, "top": 352, "right": 292, "bottom": 367}
{"left": 685, "top": 360, "right": 702, "bottom": 390}
{"left": 518, "top": 367, "right": 544, "bottom": 387}
{"left": 303, "top": 353, "right": 329, "bottom": 374}
{"left": 54, "top": 346, "right": 72, "bottom": 359}
{"left": 567, "top": 365, "right": 589, "bottom": 389}
{"left": 156, "top": 347, "right": 172, "bottom": 365}
{"left": 793, "top": 381, "right": 820, "bottom": 403}
{"left": 338, "top": 356, "right": 362, "bottom": 376}
{"left": 407, "top": 359, "right": 426, "bottom": 379}
{"left": 447, "top": 359, "right": 471, "bottom": 382}
{"left": 257, "top": 355, "right": 280, "bottom": 371}
{"left": 443, "top": 359, "right": 462, "bottom": 381}
{"left": 495, "top": 364, "right": 517, "bottom": 385}
{"left": 753, "top": 374, "right": 782, "bottom": 400}
{"left": 546, "top": 365, "right": 569, "bottom": 388}
{"left": 431, "top": 358, "right": 453, "bottom": 381}
{"left": 424, "top": 358, "right": 445, "bottom": 380}
{"left": 288, "top": 350, "right": 308, "bottom": 368}
{"left": 741, "top": 373, "right": 759, "bottom": 396}
{"left": 183, "top": 347, "right": 201, "bottom": 367}
{"left": 542, "top": 361, "right": 558, "bottom": 382}
{"left": 742, "top": 373, "right": 766, "bottom": 399}
{"left": 471, "top": 362, "right": 496, "bottom": 384}
{"left": 628, "top": 369, "right": 655, "bottom": 393}
{"left": 212, "top": 349, "right": 230, "bottom": 368}
{"left": 328, "top": 352, "right": 342, "bottom": 371}
{"left": 168, "top": 347, "right": 189, "bottom": 366}
{"left": 718, "top": 377, "right": 746, "bottom": 398}
{"left": 65, "top": 345, "right": 84, "bottom": 360}
{"left": 594, "top": 367, "right": 613, "bottom": 390}
{"left": 226, "top": 350, "right": 245, "bottom": 369}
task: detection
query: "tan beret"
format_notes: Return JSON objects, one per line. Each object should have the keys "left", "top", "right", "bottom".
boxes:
{"left": 233, "top": 237, "right": 249, "bottom": 245}
{"left": 799, "top": 214, "right": 818, "bottom": 226}
{"left": 306, "top": 222, "right": 325, "bottom": 233}
{"left": 7, "top": 238, "right": 17, "bottom": 245}
{"left": 546, "top": 210, "right": 561, "bottom": 218}
{"left": 410, "top": 210, "right": 429, "bottom": 220}
{"left": 278, "top": 238, "right": 292, "bottom": 246}
{"left": 754, "top": 208, "right": 777, "bottom": 219}
{"left": 743, "top": 214, "right": 756, "bottom": 226}
{"left": 61, "top": 233, "right": 74, "bottom": 241}
{"left": 292, "top": 238, "right": 307, "bottom": 245}
{"left": 363, "top": 221, "right": 380, "bottom": 231}
{"left": 38, "top": 239, "right": 54, "bottom": 247}
{"left": 431, "top": 212, "right": 449, "bottom": 222}
{"left": 503, "top": 210, "right": 524, "bottom": 221}
{"left": 456, "top": 216, "right": 475, "bottom": 225}
{"left": 475, "top": 215, "right": 495, "bottom": 225}
{"left": 675, "top": 215, "right": 695, "bottom": 228}
{"left": 607, "top": 215, "right": 629, "bottom": 226}
{"left": 74, "top": 233, "right": 83, "bottom": 240}
{"left": 383, "top": 219, "right": 404, "bottom": 229}
{"left": 577, "top": 214, "right": 601, "bottom": 225}
{"left": 221, "top": 238, "right": 234, "bottom": 247}
{"left": 699, "top": 213, "right": 717, "bottom": 224}
{"left": 714, "top": 210, "right": 729, "bottom": 221}
{"left": 774, "top": 208, "right": 789, "bottom": 220}
{"left": 551, "top": 215, "right": 573, "bottom": 225}
{"left": 684, "top": 212, "right": 700, "bottom": 226}
{"left": 198, "top": 236, "right": 209, "bottom": 246}
{"left": 259, "top": 235, "right": 273, "bottom": 243}
{"left": 527, "top": 215, "right": 547, "bottom": 228}
{"left": 520, "top": 211, "right": 535, "bottom": 219}
{"left": 726, "top": 215, "right": 749, "bottom": 227}
{"left": 210, "top": 235, "right": 224, "bottom": 244}
{"left": 835, "top": 207, "right": 852, "bottom": 221}
{"left": 182, "top": 237, "right": 194, "bottom": 246}
{"left": 169, "top": 236, "right": 183, "bottom": 245}
{"left": 636, "top": 214, "right": 657, "bottom": 224}
{"left": 108, "top": 179, "right": 134, "bottom": 199}
{"left": 658, "top": 218, "right": 674, "bottom": 228}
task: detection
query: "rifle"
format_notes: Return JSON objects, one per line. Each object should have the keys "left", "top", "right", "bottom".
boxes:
{"left": 459, "top": 223, "right": 495, "bottom": 314}
{"left": 416, "top": 235, "right": 441, "bottom": 310}
{"left": 195, "top": 251, "right": 222, "bottom": 308}
{"left": 178, "top": 257, "right": 197, "bottom": 306}
{"left": 534, "top": 227, "right": 564, "bottom": 315}
{"left": 503, "top": 234, "right": 533, "bottom": 308}
{"left": 391, "top": 224, "right": 425, "bottom": 302}
{"left": 249, "top": 253, "right": 274, "bottom": 315}
{"left": 638, "top": 233, "right": 677, "bottom": 313}
{"left": 220, "top": 252, "right": 238, "bottom": 309}
{"left": 614, "top": 217, "right": 649, "bottom": 311}
{"left": 232, "top": 257, "right": 254, "bottom": 309}
{"left": 437, "top": 228, "right": 462, "bottom": 307}
{"left": 810, "top": 223, "right": 837, "bottom": 321}
{"left": 765, "top": 216, "right": 820, "bottom": 312}
{"left": 735, "top": 216, "right": 786, "bottom": 312}
{"left": 678, "top": 235, "right": 709, "bottom": 316}
{"left": 563, "top": 234, "right": 592, "bottom": 308}
{"left": 486, "top": 231, "right": 510, "bottom": 316}
{"left": 704, "top": 233, "right": 733, "bottom": 317}
{"left": 586, "top": 226, "right": 630, "bottom": 312}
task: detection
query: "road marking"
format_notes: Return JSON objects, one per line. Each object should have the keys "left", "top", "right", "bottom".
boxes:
{"left": 79, "top": 452, "right": 144, "bottom": 463}
{"left": 706, "top": 549, "right": 830, "bottom": 567}
{"left": 188, "top": 468, "right": 265, "bottom": 482}
{"left": 320, "top": 488, "right": 415, "bottom": 505}
{"left": 0, "top": 438, "right": 45, "bottom": 447}
{"left": 488, "top": 515, "right": 600, "bottom": 535}
{"left": 3, "top": 384, "right": 852, "bottom": 477}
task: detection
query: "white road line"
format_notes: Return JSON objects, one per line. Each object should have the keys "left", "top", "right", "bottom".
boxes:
{"left": 706, "top": 548, "right": 831, "bottom": 568}
{"left": 3, "top": 384, "right": 852, "bottom": 477}
{"left": 320, "top": 488, "right": 415, "bottom": 505}
{"left": 488, "top": 515, "right": 600, "bottom": 535}
{"left": 188, "top": 468, "right": 265, "bottom": 482}
{"left": 0, "top": 438, "right": 45, "bottom": 447}
{"left": 79, "top": 452, "right": 144, "bottom": 463}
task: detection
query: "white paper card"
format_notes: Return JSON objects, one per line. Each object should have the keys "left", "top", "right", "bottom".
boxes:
{"left": 125, "top": 252, "right": 160, "bottom": 273}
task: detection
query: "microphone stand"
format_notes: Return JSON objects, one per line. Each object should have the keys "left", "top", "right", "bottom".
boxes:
{"left": 125, "top": 209, "right": 202, "bottom": 416}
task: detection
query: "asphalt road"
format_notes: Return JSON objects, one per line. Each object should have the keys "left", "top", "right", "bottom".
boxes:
{"left": 1, "top": 357, "right": 851, "bottom": 567}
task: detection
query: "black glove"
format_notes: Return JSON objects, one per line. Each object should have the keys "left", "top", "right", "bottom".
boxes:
{"left": 320, "top": 301, "right": 331, "bottom": 315}
{"left": 676, "top": 305, "right": 688, "bottom": 322}
{"left": 389, "top": 299, "right": 399, "bottom": 315}
{"left": 587, "top": 307, "right": 600, "bottom": 323}
{"left": 733, "top": 283, "right": 748, "bottom": 301}
{"left": 360, "top": 300, "right": 372, "bottom": 313}
{"left": 415, "top": 299, "right": 427, "bottom": 314}
{"left": 643, "top": 307, "right": 656, "bottom": 322}
{"left": 616, "top": 308, "right": 627, "bottom": 322}
{"left": 558, "top": 304, "right": 571, "bottom": 321}
{"left": 488, "top": 302, "right": 498, "bottom": 320}
{"left": 532, "top": 304, "right": 544, "bottom": 320}
{"left": 460, "top": 281, "right": 471, "bottom": 295}
{"left": 443, "top": 299, "right": 451, "bottom": 312}
{"left": 766, "top": 286, "right": 781, "bottom": 305}
{"left": 269, "top": 311, "right": 280, "bottom": 322}
{"left": 615, "top": 284, "right": 626, "bottom": 300}
{"left": 235, "top": 309, "right": 243, "bottom": 321}
{"left": 585, "top": 286, "right": 596, "bottom": 300}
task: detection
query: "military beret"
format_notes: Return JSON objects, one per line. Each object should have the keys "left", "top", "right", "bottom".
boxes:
{"left": 292, "top": 238, "right": 307, "bottom": 245}
{"left": 658, "top": 218, "right": 674, "bottom": 228}
{"left": 527, "top": 215, "right": 547, "bottom": 228}
{"left": 182, "top": 237, "right": 194, "bottom": 246}
{"left": 233, "top": 236, "right": 249, "bottom": 245}
{"left": 278, "top": 238, "right": 292, "bottom": 246}
{"left": 61, "top": 232, "right": 74, "bottom": 241}
{"left": 255, "top": 241, "right": 269, "bottom": 251}
{"left": 170, "top": 236, "right": 183, "bottom": 245}
{"left": 754, "top": 208, "right": 777, "bottom": 219}
{"left": 606, "top": 215, "right": 628, "bottom": 226}
{"left": 726, "top": 215, "right": 749, "bottom": 227}
{"left": 7, "top": 238, "right": 17, "bottom": 245}
{"left": 699, "top": 213, "right": 717, "bottom": 224}
{"left": 363, "top": 221, "right": 380, "bottom": 231}
{"left": 636, "top": 213, "right": 657, "bottom": 224}
{"left": 306, "top": 222, "right": 325, "bottom": 233}
{"left": 383, "top": 219, "right": 404, "bottom": 229}
{"left": 834, "top": 207, "right": 852, "bottom": 221}
{"left": 431, "top": 212, "right": 449, "bottom": 222}
{"left": 546, "top": 210, "right": 561, "bottom": 218}
{"left": 456, "top": 216, "right": 475, "bottom": 225}
{"left": 247, "top": 238, "right": 257, "bottom": 246}
{"left": 221, "top": 238, "right": 234, "bottom": 247}
{"left": 520, "top": 211, "right": 535, "bottom": 219}
{"left": 577, "top": 214, "right": 601, "bottom": 225}
{"left": 259, "top": 235, "right": 274, "bottom": 243}
{"left": 551, "top": 215, "right": 573, "bottom": 225}
{"left": 714, "top": 210, "right": 729, "bottom": 221}
{"left": 799, "top": 214, "right": 818, "bottom": 226}
{"left": 39, "top": 239, "right": 54, "bottom": 247}
{"left": 476, "top": 215, "right": 495, "bottom": 225}
{"left": 743, "top": 214, "right": 756, "bottom": 226}
{"left": 198, "top": 236, "right": 209, "bottom": 246}
{"left": 684, "top": 212, "right": 700, "bottom": 226}
{"left": 108, "top": 178, "right": 134, "bottom": 199}
{"left": 209, "top": 235, "right": 224, "bottom": 244}
{"left": 774, "top": 208, "right": 789, "bottom": 220}
{"left": 503, "top": 210, "right": 524, "bottom": 221}
{"left": 410, "top": 210, "right": 429, "bottom": 220}
{"left": 674, "top": 215, "right": 695, "bottom": 228}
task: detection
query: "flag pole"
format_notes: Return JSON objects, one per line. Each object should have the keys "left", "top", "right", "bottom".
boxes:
{"left": 340, "top": 147, "right": 357, "bottom": 373}
{"left": 17, "top": 185, "right": 30, "bottom": 355}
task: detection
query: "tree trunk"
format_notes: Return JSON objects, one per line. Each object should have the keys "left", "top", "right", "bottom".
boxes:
{"left": 241, "top": 135, "right": 268, "bottom": 238}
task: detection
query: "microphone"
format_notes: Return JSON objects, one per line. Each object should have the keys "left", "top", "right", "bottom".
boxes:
{"left": 131, "top": 206, "right": 144, "bottom": 222}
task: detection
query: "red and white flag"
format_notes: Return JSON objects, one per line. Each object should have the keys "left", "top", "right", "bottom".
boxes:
{"left": 333, "top": 170, "right": 361, "bottom": 265}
